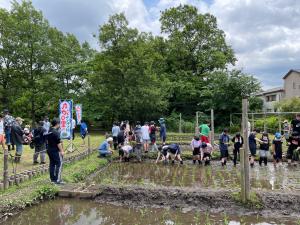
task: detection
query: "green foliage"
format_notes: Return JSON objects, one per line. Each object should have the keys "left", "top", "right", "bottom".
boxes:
{"left": 275, "top": 97, "right": 300, "bottom": 114}
{"left": 254, "top": 116, "right": 283, "bottom": 133}
{"left": 231, "top": 191, "right": 263, "bottom": 209}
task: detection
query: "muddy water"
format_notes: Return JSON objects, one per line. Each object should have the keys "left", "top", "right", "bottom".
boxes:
{"left": 92, "top": 162, "right": 300, "bottom": 190}
{"left": 2, "top": 199, "right": 298, "bottom": 225}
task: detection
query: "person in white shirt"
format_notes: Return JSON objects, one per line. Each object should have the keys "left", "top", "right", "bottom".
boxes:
{"left": 0, "top": 114, "right": 6, "bottom": 152}
{"left": 43, "top": 116, "right": 51, "bottom": 133}
{"left": 72, "top": 118, "right": 76, "bottom": 140}
{"left": 141, "top": 122, "right": 150, "bottom": 153}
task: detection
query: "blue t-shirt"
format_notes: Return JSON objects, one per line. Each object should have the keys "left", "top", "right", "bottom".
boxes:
{"left": 219, "top": 133, "right": 230, "bottom": 151}
{"left": 112, "top": 126, "right": 120, "bottom": 137}
{"left": 99, "top": 140, "right": 109, "bottom": 154}
{"left": 80, "top": 122, "right": 87, "bottom": 135}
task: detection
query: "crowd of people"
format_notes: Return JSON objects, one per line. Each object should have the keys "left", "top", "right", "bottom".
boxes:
{"left": 0, "top": 109, "right": 90, "bottom": 184}
{"left": 98, "top": 114, "right": 300, "bottom": 168}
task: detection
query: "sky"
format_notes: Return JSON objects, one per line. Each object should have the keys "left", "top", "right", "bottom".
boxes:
{"left": 1, "top": 0, "right": 300, "bottom": 90}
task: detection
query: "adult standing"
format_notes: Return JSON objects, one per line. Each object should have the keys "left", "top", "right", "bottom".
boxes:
{"left": 112, "top": 122, "right": 120, "bottom": 150}
{"left": 141, "top": 122, "right": 150, "bottom": 153}
{"left": 290, "top": 114, "right": 300, "bottom": 134}
{"left": 3, "top": 109, "right": 15, "bottom": 151}
{"left": 283, "top": 120, "right": 290, "bottom": 141}
{"left": 0, "top": 114, "right": 6, "bottom": 153}
{"left": 134, "top": 121, "right": 143, "bottom": 162}
{"left": 33, "top": 121, "right": 47, "bottom": 164}
{"left": 46, "top": 118, "right": 64, "bottom": 184}
{"left": 199, "top": 120, "right": 210, "bottom": 143}
{"left": 71, "top": 118, "right": 76, "bottom": 140}
{"left": 158, "top": 118, "right": 167, "bottom": 145}
{"left": 11, "top": 117, "right": 24, "bottom": 162}
{"left": 80, "top": 120, "right": 88, "bottom": 146}
{"left": 43, "top": 116, "right": 51, "bottom": 134}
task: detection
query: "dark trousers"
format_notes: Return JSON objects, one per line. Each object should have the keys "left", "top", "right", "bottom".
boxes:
{"left": 47, "top": 150, "right": 63, "bottom": 182}
{"left": 233, "top": 148, "right": 240, "bottom": 165}
{"left": 72, "top": 129, "right": 75, "bottom": 140}
{"left": 113, "top": 136, "right": 118, "bottom": 150}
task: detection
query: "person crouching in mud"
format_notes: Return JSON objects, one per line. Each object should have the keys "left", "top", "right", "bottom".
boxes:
{"left": 156, "top": 145, "right": 169, "bottom": 163}
{"left": 164, "top": 143, "right": 183, "bottom": 164}
{"left": 201, "top": 142, "right": 213, "bottom": 166}
{"left": 119, "top": 144, "right": 133, "bottom": 162}
{"left": 191, "top": 135, "right": 202, "bottom": 165}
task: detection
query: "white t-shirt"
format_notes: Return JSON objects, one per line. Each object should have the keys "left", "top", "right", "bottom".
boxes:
{"left": 0, "top": 120, "right": 4, "bottom": 134}
{"left": 72, "top": 119, "right": 76, "bottom": 129}
{"left": 122, "top": 145, "right": 133, "bottom": 153}
{"left": 141, "top": 125, "right": 150, "bottom": 140}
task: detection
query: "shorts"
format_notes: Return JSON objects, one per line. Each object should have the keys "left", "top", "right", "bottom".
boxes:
{"left": 220, "top": 149, "right": 228, "bottom": 158}
{"left": 193, "top": 147, "right": 200, "bottom": 156}
{"left": 259, "top": 150, "right": 269, "bottom": 158}
{"left": 143, "top": 138, "right": 150, "bottom": 143}
{"left": 0, "top": 134, "right": 5, "bottom": 144}
{"left": 113, "top": 136, "right": 118, "bottom": 144}
{"left": 203, "top": 152, "right": 211, "bottom": 159}
{"left": 250, "top": 148, "right": 256, "bottom": 157}
{"left": 201, "top": 135, "right": 209, "bottom": 143}
{"left": 170, "top": 150, "right": 181, "bottom": 155}
{"left": 5, "top": 129, "right": 11, "bottom": 145}
{"left": 273, "top": 150, "right": 282, "bottom": 160}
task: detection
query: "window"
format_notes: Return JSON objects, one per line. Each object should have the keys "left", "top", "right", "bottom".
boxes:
{"left": 293, "top": 82, "right": 296, "bottom": 89}
{"left": 266, "top": 95, "right": 276, "bottom": 102}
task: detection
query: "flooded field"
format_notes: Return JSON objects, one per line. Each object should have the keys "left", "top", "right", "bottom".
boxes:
{"left": 92, "top": 162, "right": 300, "bottom": 191}
{"left": 2, "top": 198, "right": 298, "bottom": 225}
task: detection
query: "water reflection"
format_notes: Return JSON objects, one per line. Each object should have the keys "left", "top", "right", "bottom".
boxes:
{"left": 2, "top": 199, "right": 297, "bottom": 225}
{"left": 93, "top": 162, "right": 300, "bottom": 190}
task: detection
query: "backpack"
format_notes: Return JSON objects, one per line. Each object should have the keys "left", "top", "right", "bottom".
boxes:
{"left": 4, "top": 115, "right": 15, "bottom": 128}
{"left": 33, "top": 127, "right": 45, "bottom": 146}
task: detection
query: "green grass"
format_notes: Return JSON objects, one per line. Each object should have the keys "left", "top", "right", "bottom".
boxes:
{"left": 0, "top": 132, "right": 103, "bottom": 178}
{"left": 0, "top": 146, "right": 107, "bottom": 216}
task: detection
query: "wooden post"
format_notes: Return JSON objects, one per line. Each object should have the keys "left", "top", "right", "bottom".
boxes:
{"left": 241, "top": 98, "right": 250, "bottom": 202}
{"left": 264, "top": 111, "right": 267, "bottom": 132}
{"left": 210, "top": 109, "right": 215, "bottom": 145}
{"left": 279, "top": 113, "right": 282, "bottom": 134}
{"left": 251, "top": 113, "right": 255, "bottom": 132}
{"left": 195, "top": 112, "right": 199, "bottom": 135}
{"left": 88, "top": 134, "right": 91, "bottom": 155}
{"left": 3, "top": 148, "right": 8, "bottom": 190}
{"left": 179, "top": 113, "right": 182, "bottom": 133}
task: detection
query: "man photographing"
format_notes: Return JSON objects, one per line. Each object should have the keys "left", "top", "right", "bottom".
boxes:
{"left": 46, "top": 118, "right": 65, "bottom": 184}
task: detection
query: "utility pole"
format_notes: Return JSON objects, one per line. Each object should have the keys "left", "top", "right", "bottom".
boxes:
{"left": 241, "top": 98, "right": 250, "bottom": 202}
{"left": 210, "top": 109, "right": 215, "bottom": 145}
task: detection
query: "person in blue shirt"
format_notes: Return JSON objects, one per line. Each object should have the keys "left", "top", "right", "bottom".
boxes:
{"left": 219, "top": 128, "right": 230, "bottom": 166}
{"left": 80, "top": 121, "right": 88, "bottom": 146}
{"left": 98, "top": 137, "right": 113, "bottom": 158}
{"left": 112, "top": 122, "right": 120, "bottom": 150}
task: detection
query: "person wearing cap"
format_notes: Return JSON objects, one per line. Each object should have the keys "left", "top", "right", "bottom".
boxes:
{"left": 43, "top": 116, "right": 51, "bottom": 134}
{"left": 272, "top": 132, "right": 283, "bottom": 165}
{"left": 201, "top": 142, "right": 213, "bottom": 166}
{"left": 158, "top": 118, "right": 167, "bottom": 145}
{"left": 98, "top": 137, "right": 113, "bottom": 158}
{"left": 219, "top": 128, "right": 230, "bottom": 166}
{"left": 141, "top": 122, "right": 150, "bottom": 153}
{"left": 11, "top": 117, "right": 24, "bottom": 162}
{"left": 3, "top": 109, "right": 15, "bottom": 151}
{"left": 282, "top": 120, "right": 290, "bottom": 142}
{"left": 45, "top": 118, "right": 65, "bottom": 184}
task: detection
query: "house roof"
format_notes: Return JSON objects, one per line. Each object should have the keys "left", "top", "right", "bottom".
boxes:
{"left": 283, "top": 69, "right": 300, "bottom": 79}
{"left": 256, "top": 87, "right": 284, "bottom": 96}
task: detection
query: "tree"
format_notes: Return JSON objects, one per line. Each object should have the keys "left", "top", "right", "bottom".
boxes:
{"left": 275, "top": 97, "right": 300, "bottom": 112}
{"left": 88, "top": 14, "right": 169, "bottom": 125}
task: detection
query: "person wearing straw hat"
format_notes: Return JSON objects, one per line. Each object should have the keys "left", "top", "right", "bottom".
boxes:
{"left": 11, "top": 117, "right": 24, "bottom": 162}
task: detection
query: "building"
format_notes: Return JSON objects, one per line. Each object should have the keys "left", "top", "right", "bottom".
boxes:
{"left": 256, "top": 69, "right": 300, "bottom": 112}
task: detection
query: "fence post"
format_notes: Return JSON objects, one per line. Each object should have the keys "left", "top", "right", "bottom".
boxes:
{"left": 278, "top": 113, "right": 282, "bottom": 134}
{"left": 179, "top": 113, "right": 182, "bottom": 133}
{"left": 251, "top": 113, "right": 255, "bottom": 132}
{"left": 88, "top": 134, "right": 91, "bottom": 155}
{"left": 210, "top": 109, "right": 215, "bottom": 145}
{"left": 241, "top": 98, "right": 250, "bottom": 202}
{"left": 3, "top": 148, "right": 8, "bottom": 190}
{"left": 195, "top": 111, "right": 199, "bottom": 135}
{"left": 264, "top": 111, "right": 267, "bottom": 132}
